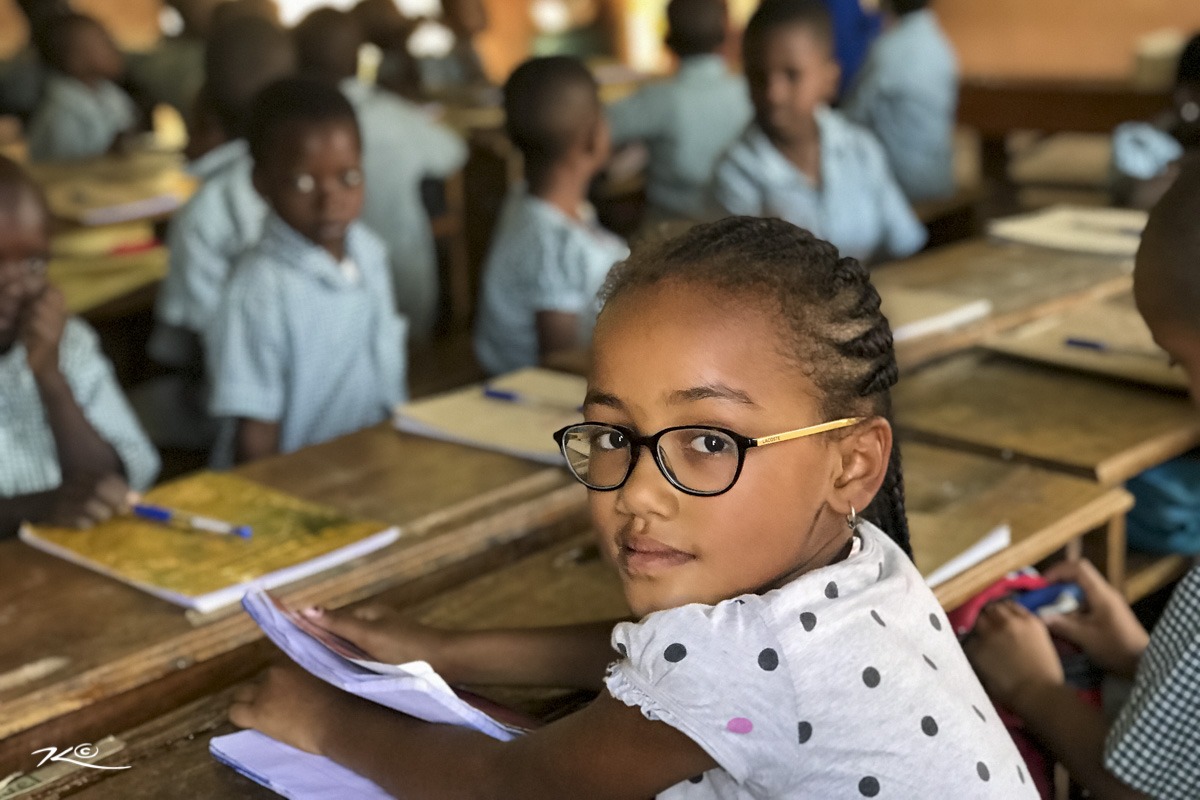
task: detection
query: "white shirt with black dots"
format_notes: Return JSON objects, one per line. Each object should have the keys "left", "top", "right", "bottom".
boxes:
{"left": 605, "top": 521, "right": 1038, "bottom": 799}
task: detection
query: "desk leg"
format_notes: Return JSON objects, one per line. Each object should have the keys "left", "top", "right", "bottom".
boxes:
{"left": 979, "top": 134, "right": 1019, "bottom": 214}
{"left": 1079, "top": 516, "right": 1127, "bottom": 590}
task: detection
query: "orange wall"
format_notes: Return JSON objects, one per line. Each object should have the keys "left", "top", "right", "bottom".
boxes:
{"left": 0, "top": 0, "right": 161, "bottom": 56}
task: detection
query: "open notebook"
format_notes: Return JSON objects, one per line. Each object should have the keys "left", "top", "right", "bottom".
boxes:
{"left": 394, "top": 368, "right": 585, "bottom": 464}
{"left": 19, "top": 473, "right": 399, "bottom": 614}
{"left": 878, "top": 287, "right": 992, "bottom": 343}
{"left": 987, "top": 205, "right": 1147, "bottom": 258}
{"left": 210, "top": 589, "right": 529, "bottom": 798}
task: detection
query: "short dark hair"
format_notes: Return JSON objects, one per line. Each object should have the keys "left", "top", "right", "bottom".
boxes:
{"left": 503, "top": 56, "right": 599, "bottom": 168}
{"left": 0, "top": 154, "right": 49, "bottom": 227}
{"left": 246, "top": 77, "right": 361, "bottom": 167}
{"left": 888, "top": 0, "right": 929, "bottom": 15}
{"left": 295, "top": 8, "right": 364, "bottom": 82}
{"left": 1178, "top": 33, "right": 1200, "bottom": 87}
{"left": 205, "top": 16, "right": 296, "bottom": 139}
{"left": 33, "top": 13, "right": 104, "bottom": 71}
{"left": 600, "top": 217, "right": 911, "bottom": 556}
{"left": 743, "top": 0, "right": 833, "bottom": 52}
{"left": 1135, "top": 155, "right": 1200, "bottom": 331}
{"left": 665, "top": 0, "right": 727, "bottom": 58}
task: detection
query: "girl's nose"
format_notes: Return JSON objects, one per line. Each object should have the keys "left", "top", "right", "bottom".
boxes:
{"left": 614, "top": 447, "right": 680, "bottom": 520}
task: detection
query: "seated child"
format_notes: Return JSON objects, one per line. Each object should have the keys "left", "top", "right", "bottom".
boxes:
{"left": 474, "top": 56, "right": 629, "bottom": 375}
{"left": 231, "top": 217, "right": 1034, "bottom": 798}
{"left": 26, "top": 13, "right": 139, "bottom": 162}
{"left": 417, "top": 0, "right": 492, "bottom": 96}
{"left": 206, "top": 78, "right": 408, "bottom": 465}
{"left": 967, "top": 163, "right": 1200, "bottom": 799}
{"left": 841, "top": 0, "right": 958, "bottom": 202}
{"left": 294, "top": 8, "right": 468, "bottom": 341}
{"left": 1111, "top": 33, "right": 1200, "bottom": 210}
{"left": 0, "top": 156, "right": 159, "bottom": 538}
{"left": 713, "top": 0, "right": 926, "bottom": 264}
{"left": 606, "top": 0, "right": 753, "bottom": 220}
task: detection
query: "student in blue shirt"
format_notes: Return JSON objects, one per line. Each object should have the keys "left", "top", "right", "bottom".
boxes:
{"left": 207, "top": 78, "right": 408, "bottom": 465}
{"left": 713, "top": 0, "right": 926, "bottom": 264}
{"left": 27, "top": 13, "right": 139, "bottom": 162}
{"left": 474, "top": 56, "right": 629, "bottom": 376}
{"left": 606, "top": 0, "right": 752, "bottom": 220}
{"left": 294, "top": 8, "right": 468, "bottom": 341}
{"left": 842, "top": 0, "right": 958, "bottom": 202}
{"left": 0, "top": 157, "right": 159, "bottom": 538}
{"left": 822, "top": 0, "right": 880, "bottom": 98}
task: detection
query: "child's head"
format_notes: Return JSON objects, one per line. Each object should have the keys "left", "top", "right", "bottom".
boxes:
{"left": 210, "top": 0, "right": 281, "bottom": 28}
{"left": 1134, "top": 158, "right": 1200, "bottom": 404}
{"left": 295, "top": 8, "right": 365, "bottom": 83}
{"left": 204, "top": 16, "right": 296, "bottom": 141}
{"left": 881, "top": 0, "right": 929, "bottom": 15}
{"left": 0, "top": 156, "right": 51, "bottom": 354}
{"left": 443, "top": 0, "right": 488, "bottom": 39}
{"left": 503, "top": 56, "right": 609, "bottom": 190}
{"left": 1173, "top": 34, "right": 1200, "bottom": 143}
{"left": 574, "top": 217, "right": 904, "bottom": 616}
{"left": 37, "top": 13, "right": 125, "bottom": 86}
{"left": 664, "top": 0, "right": 728, "bottom": 59}
{"left": 248, "top": 77, "right": 364, "bottom": 258}
{"left": 742, "top": 0, "right": 840, "bottom": 145}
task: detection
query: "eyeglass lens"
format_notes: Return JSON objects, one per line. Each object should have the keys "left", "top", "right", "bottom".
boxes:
{"left": 559, "top": 424, "right": 741, "bottom": 494}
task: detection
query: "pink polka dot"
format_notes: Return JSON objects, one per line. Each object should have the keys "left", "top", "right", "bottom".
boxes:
{"left": 726, "top": 717, "right": 754, "bottom": 734}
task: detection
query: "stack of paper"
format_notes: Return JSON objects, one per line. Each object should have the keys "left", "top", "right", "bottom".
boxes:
{"left": 879, "top": 287, "right": 992, "bottom": 343}
{"left": 210, "top": 589, "right": 527, "bottom": 798}
{"left": 31, "top": 151, "right": 197, "bottom": 226}
{"left": 19, "top": 473, "right": 399, "bottom": 613}
{"left": 988, "top": 205, "right": 1147, "bottom": 258}
{"left": 394, "top": 368, "right": 585, "bottom": 464}
{"left": 909, "top": 514, "right": 1013, "bottom": 590}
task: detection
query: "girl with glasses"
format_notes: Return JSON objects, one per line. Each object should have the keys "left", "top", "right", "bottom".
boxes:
{"left": 232, "top": 217, "right": 1032, "bottom": 798}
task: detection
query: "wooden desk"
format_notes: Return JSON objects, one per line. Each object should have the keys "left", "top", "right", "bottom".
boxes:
{"left": 872, "top": 239, "right": 1133, "bottom": 370}
{"left": 48, "top": 248, "right": 167, "bottom": 318}
{"left": 0, "top": 425, "right": 586, "bottom": 775}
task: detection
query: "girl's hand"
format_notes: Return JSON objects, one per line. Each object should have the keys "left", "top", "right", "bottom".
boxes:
{"left": 229, "top": 665, "right": 349, "bottom": 756}
{"left": 301, "top": 604, "right": 457, "bottom": 678}
{"left": 1039, "top": 559, "right": 1149, "bottom": 681}
{"left": 964, "top": 600, "right": 1064, "bottom": 717}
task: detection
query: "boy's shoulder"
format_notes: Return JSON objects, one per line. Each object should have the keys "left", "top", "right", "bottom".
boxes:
{"left": 818, "top": 108, "right": 889, "bottom": 164}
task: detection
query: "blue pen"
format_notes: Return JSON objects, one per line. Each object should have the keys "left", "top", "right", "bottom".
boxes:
{"left": 132, "top": 503, "right": 252, "bottom": 539}
{"left": 483, "top": 385, "right": 583, "bottom": 413}
{"left": 1064, "top": 337, "right": 1167, "bottom": 360}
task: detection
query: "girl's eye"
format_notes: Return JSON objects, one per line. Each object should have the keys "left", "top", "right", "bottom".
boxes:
{"left": 689, "top": 433, "right": 729, "bottom": 455}
{"left": 292, "top": 174, "right": 316, "bottom": 193}
{"left": 593, "top": 430, "right": 627, "bottom": 451}
{"left": 342, "top": 169, "right": 364, "bottom": 188}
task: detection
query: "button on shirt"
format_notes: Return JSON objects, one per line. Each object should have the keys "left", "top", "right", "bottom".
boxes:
{"left": 206, "top": 214, "right": 408, "bottom": 457}
{"left": 27, "top": 74, "right": 137, "bottom": 162}
{"left": 607, "top": 55, "right": 753, "bottom": 219}
{"left": 473, "top": 188, "right": 629, "bottom": 376}
{"left": 713, "top": 110, "right": 927, "bottom": 263}
{"left": 0, "top": 318, "right": 160, "bottom": 496}
{"left": 842, "top": 9, "right": 959, "bottom": 202}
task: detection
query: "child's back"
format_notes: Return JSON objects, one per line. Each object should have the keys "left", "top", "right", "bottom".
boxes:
{"left": 842, "top": 0, "right": 958, "bottom": 202}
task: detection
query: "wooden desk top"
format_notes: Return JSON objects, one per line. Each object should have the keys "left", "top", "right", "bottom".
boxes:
{"left": 958, "top": 77, "right": 1168, "bottom": 137}
{"left": 873, "top": 239, "right": 1133, "bottom": 370}
{"left": 49, "top": 248, "right": 167, "bottom": 317}
{"left": 0, "top": 425, "right": 586, "bottom": 774}
{"left": 14, "top": 441, "right": 1133, "bottom": 798}
{"left": 894, "top": 353, "right": 1200, "bottom": 486}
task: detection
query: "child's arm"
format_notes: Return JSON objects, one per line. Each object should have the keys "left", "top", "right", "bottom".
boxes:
{"left": 966, "top": 601, "right": 1148, "bottom": 800}
{"left": 0, "top": 474, "right": 131, "bottom": 538}
{"left": 231, "top": 664, "right": 716, "bottom": 800}
{"left": 308, "top": 604, "right": 623, "bottom": 690}
{"left": 536, "top": 310, "right": 582, "bottom": 365}
{"left": 234, "top": 419, "right": 281, "bottom": 464}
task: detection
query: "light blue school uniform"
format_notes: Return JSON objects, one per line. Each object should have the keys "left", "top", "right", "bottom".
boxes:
{"left": 607, "top": 55, "right": 753, "bottom": 219}
{"left": 340, "top": 78, "right": 468, "bottom": 341}
{"left": 27, "top": 74, "right": 137, "bottom": 162}
{"left": 0, "top": 318, "right": 160, "bottom": 495}
{"left": 1111, "top": 121, "right": 1183, "bottom": 181}
{"left": 474, "top": 188, "right": 629, "bottom": 376}
{"left": 150, "top": 140, "right": 266, "bottom": 369}
{"left": 207, "top": 213, "right": 408, "bottom": 458}
{"left": 842, "top": 9, "right": 958, "bottom": 202}
{"left": 713, "top": 110, "right": 927, "bottom": 263}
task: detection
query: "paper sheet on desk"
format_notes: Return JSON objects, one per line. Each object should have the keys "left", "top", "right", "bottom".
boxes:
{"left": 987, "top": 205, "right": 1147, "bottom": 258}
{"left": 210, "top": 734, "right": 395, "bottom": 800}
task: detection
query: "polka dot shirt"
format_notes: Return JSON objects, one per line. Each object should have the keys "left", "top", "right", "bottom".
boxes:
{"left": 604, "top": 522, "right": 1038, "bottom": 799}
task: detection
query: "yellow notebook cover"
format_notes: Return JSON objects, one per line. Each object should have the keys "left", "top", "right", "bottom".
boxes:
{"left": 18, "top": 472, "right": 400, "bottom": 613}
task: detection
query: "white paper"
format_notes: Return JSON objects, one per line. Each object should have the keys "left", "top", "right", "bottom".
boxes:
{"left": 210, "top": 731, "right": 394, "bottom": 800}
{"left": 988, "top": 205, "right": 1147, "bottom": 258}
{"left": 924, "top": 524, "right": 1012, "bottom": 588}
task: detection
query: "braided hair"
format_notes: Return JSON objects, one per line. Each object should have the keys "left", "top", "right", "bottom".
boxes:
{"left": 598, "top": 217, "right": 911, "bottom": 557}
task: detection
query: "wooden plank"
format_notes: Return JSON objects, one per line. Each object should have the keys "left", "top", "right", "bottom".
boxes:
{"left": 1123, "top": 551, "right": 1194, "bottom": 603}
{"left": 957, "top": 78, "right": 1168, "bottom": 137}
{"left": 893, "top": 354, "right": 1200, "bottom": 486}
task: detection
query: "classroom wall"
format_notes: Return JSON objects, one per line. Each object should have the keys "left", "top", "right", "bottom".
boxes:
{"left": 0, "top": 0, "right": 161, "bottom": 56}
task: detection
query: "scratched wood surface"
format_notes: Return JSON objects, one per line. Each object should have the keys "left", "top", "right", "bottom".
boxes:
{"left": 0, "top": 424, "right": 586, "bottom": 774}
{"left": 894, "top": 353, "right": 1200, "bottom": 486}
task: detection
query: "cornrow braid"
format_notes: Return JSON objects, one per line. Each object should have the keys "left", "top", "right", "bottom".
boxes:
{"left": 599, "top": 217, "right": 912, "bottom": 558}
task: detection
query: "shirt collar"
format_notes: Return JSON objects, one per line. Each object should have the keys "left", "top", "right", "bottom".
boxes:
{"left": 188, "top": 139, "right": 249, "bottom": 180}
{"left": 260, "top": 212, "right": 364, "bottom": 289}
{"left": 746, "top": 107, "right": 846, "bottom": 188}
{"left": 677, "top": 54, "right": 728, "bottom": 81}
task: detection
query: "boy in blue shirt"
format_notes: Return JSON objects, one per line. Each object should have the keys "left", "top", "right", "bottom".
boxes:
{"left": 0, "top": 157, "right": 159, "bottom": 538}
{"left": 27, "top": 13, "right": 140, "bottom": 162}
{"left": 474, "top": 56, "right": 629, "bottom": 376}
{"left": 842, "top": 0, "right": 958, "bottom": 202}
{"left": 207, "top": 78, "right": 408, "bottom": 465}
{"left": 713, "top": 0, "right": 925, "bottom": 264}
{"left": 606, "top": 0, "right": 752, "bottom": 220}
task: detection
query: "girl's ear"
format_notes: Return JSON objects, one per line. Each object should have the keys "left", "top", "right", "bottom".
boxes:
{"left": 829, "top": 416, "right": 892, "bottom": 516}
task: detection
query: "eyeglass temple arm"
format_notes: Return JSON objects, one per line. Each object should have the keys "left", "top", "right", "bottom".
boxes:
{"left": 749, "top": 417, "right": 865, "bottom": 447}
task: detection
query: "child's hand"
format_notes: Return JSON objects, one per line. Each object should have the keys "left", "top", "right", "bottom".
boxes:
{"left": 48, "top": 474, "right": 132, "bottom": 529}
{"left": 20, "top": 286, "right": 66, "bottom": 379}
{"left": 965, "top": 600, "right": 1064, "bottom": 717}
{"left": 301, "top": 604, "right": 455, "bottom": 675}
{"left": 229, "top": 665, "right": 347, "bottom": 756}
{"left": 1040, "top": 559, "right": 1149, "bottom": 680}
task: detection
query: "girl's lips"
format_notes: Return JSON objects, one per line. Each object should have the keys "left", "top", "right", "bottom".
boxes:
{"left": 618, "top": 537, "right": 695, "bottom": 576}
